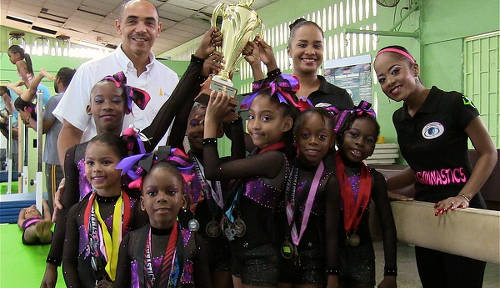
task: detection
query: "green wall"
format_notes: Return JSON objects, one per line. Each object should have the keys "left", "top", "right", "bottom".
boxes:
{"left": 420, "top": 0, "right": 499, "bottom": 91}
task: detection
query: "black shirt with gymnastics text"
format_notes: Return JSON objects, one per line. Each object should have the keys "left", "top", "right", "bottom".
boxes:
{"left": 393, "top": 86, "right": 484, "bottom": 205}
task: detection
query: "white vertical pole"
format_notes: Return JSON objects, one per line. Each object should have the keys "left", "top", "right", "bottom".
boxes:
{"left": 7, "top": 115, "right": 13, "bottom": 194}
{"left": 35, "top": 90, "right": 44, "bottom": 213}
{"left": 22, "top": 124, "right": 29, "bottom": 194}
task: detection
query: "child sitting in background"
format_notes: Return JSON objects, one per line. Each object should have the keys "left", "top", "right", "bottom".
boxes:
{"left": 17, "top": 198, "right": 52, "bottom": 245}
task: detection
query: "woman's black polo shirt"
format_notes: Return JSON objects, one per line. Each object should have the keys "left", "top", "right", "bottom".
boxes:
{"left": 393, "top": 86, "right": 482, "bottom": 204}
{"left": 309, "top": 75, "right": 354, "bottom": 110}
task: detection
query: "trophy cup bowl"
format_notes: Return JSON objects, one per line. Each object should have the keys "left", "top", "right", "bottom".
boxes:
{"left": 196, "top": 0, "right": 262, "bottom": 105}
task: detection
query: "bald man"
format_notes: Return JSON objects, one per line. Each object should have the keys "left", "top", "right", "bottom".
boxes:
{"left": 53, "top": 0, "right": 179, "bottom": 167}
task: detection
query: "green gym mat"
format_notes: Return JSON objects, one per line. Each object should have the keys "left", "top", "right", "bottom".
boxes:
{"left": 0, "top": 224, "right": 65, "bottom": 288}
{"left": 0, "top": 182, "right": 18, "bottom": 195}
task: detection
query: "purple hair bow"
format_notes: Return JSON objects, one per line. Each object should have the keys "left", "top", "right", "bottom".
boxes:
{"left": 240, "top": 74, "right": 312, "bottom": 111}
{"left": 102, "top": 72, "right": 151, "bottom": 114}
{"left": 326, "top": 100, "right": 376, "bottom": 133}
{"left": 116, "top": 146, "right": 194, "bottom": 190}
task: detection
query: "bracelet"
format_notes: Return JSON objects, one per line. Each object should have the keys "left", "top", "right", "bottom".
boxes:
{"left": 325, "top": 268, "right": 340, "bottom": 275}
{"left": 191, "top": 54, "right": 204, "bottom": 64}
{"left": 267, "top": 68, "right": 281, "bottom": 79}
{"left": 384, "top": 267, "right": 397, "bottom": 276}
{"left": 458, "top": 194, "right": 471, "bottom": 202}
{"left": 46, "top": 256, "right": 61, "bottom": 266}
{"left": 202, "top": 138, "right": 217, "bottom": 145}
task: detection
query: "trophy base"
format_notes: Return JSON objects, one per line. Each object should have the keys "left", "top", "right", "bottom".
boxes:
{"left": 195, "top": 75, "right": 238, "bottom": 106}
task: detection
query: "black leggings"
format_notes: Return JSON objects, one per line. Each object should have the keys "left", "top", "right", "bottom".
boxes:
{"left": 415, "top": 246, "right": 485, "bottom": 288}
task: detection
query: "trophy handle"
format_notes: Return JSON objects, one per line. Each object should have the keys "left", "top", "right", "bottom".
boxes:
{"left": 211, "top": 2, "right": 225, "bottom": 28}
{"left": 238, "top": 0, "right": 255, "bottom": 7}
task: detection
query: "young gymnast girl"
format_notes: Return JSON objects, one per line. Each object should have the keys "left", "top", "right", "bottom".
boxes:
{"left": 202, "top": 74, "right": 309, "bottom": 287}
{"left": 374, "top": 45, "right": 496, "bottom": 287}
{"left": 62, "top": 133, "right": 148, "bottom": 288}
{"left": 113, "top": 148, "right": 212, "bottom": 287}
{"left": 278, "top": 107, "right": 340, "bottom": 288}
{"left": 332, "top": 102, "right": 397, "bottom": 288}
{"left": 167, "top": 100, "right": 244, "bottom": 288}
{"left": 17, "top": 199, "right": 53, "bottom": 245}
{"left": 7, "top": 45, "right": 52, "bottom": 116}
{"left": 43, "top": 72, "right": 152, "bottom": 287}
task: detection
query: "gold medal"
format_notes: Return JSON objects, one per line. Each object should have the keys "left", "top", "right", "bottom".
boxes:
{"left": 346, "top": 231, "right": 360, "bottom": 247}
{"left": 205, "top": 219, "right": 221, "bottom": 238}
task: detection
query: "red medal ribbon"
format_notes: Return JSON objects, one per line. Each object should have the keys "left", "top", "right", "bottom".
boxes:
{"left": 157, "top": 221, "right": 179, "bottom": 286}
{"left": 83, "top": 190, "right": 131, "bottom": 236}
{"left": 335, "top": 152, "right": 372, "bottom": 232}
{"left": 259, "top": 141, "right": 285, "bottom": 154}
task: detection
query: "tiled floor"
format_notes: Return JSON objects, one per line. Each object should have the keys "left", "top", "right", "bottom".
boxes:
{"left": 373, "top": 241, "right": 500, "bottom": 287}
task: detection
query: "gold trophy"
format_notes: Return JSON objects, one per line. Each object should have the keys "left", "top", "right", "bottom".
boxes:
{"left": 197, "top": 0, "right": 262, "bottom": 104}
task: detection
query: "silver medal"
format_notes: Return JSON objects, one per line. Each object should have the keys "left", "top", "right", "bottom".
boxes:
{"left": 188, "top": 218, "right": 200, "bottom": 232}
{"left": 233, "top": 217, "right": 246, "bottom": 238}
{"left": 224, "top": 227, "right": 236, "bottom": 241}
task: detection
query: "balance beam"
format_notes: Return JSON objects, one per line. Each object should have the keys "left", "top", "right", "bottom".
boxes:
{"left": 391, "top": 201, "right": 500, "bottom": 264}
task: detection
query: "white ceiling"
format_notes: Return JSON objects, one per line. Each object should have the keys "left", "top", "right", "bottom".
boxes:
{"left": 0, "top": 0, "right": 278, "bottom": 55}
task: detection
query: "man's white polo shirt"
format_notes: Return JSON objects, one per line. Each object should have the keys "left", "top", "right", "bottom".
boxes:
{"left": 53, "top": 45, "right": 179, "bottom": 143}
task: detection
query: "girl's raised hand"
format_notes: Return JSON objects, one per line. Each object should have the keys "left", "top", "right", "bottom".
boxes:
{"left": 243, "top": 41, "right": 260, "bottom": 67}
{"left": 195, "top": 27, "right": 222, "bottom": 59}
{"left": 202, "top": 51, "right": 224, "bottom": 77}
{"left": 206, "top": 90, "right": 232, "bottom": 123}
{"left": 254, "top": 36, "right": 277, "bottom": 71}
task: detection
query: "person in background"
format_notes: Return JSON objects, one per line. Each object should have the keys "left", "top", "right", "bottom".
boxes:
{"left": 7, "top": 45, "right": 52, "bottom": 114}
{"left": 18, "top": 67, "right": 76, "bottom": 213}
{"left": 0, "top": 86, "right": 19, "bottom": 172}
{"left": 245, "top": 18, "right": 354, "bottom": 110}
{"left": 17, "top": 199, "right": 52, "bottom": 245}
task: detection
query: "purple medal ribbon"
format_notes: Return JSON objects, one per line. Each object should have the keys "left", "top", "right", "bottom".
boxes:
{"left": 286, "top": 161, "right": 324, "bottom": 246}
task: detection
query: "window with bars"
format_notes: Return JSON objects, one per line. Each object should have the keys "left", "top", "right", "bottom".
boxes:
{"left": 464, "top": 31, "right": 500, "bottom": 148}
{"left": 238, "top": 0, "right": 380, "bottom": 93}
